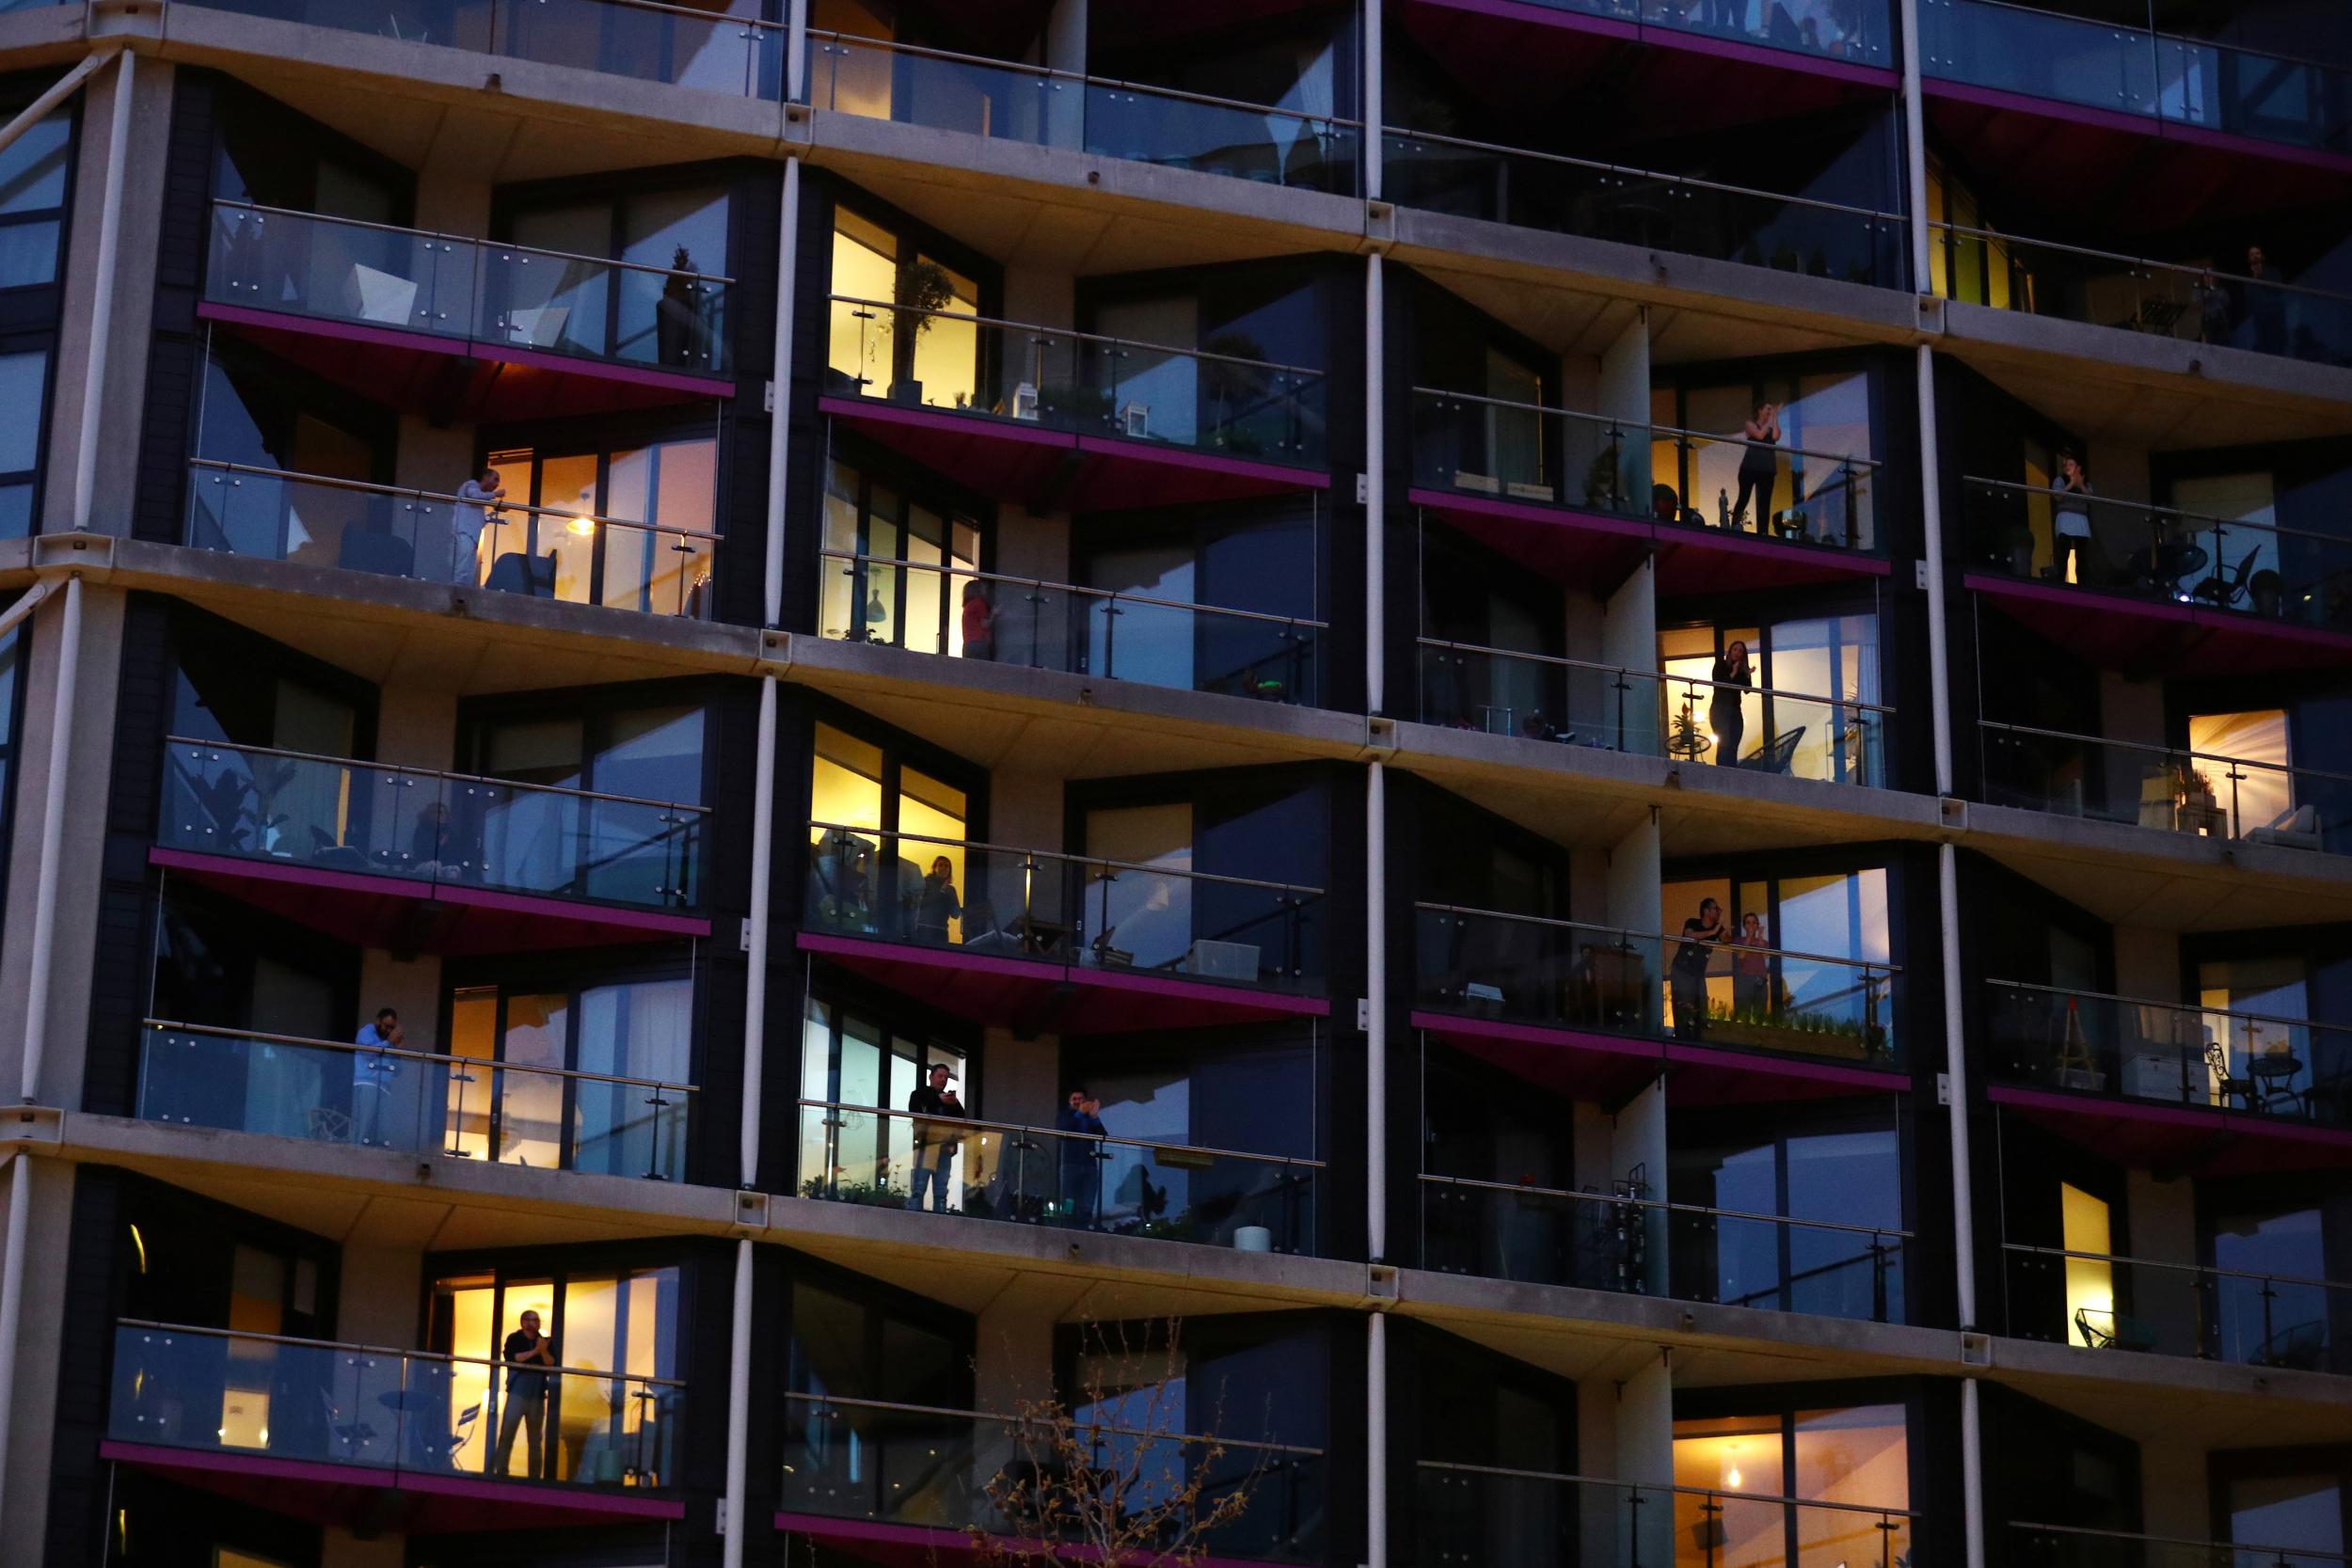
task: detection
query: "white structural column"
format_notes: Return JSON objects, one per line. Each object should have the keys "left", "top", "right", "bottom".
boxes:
{"left": 1897, "top": 0, "right": 1932, "bottom": 294}
{"left": 1365, "top": 1309, "right": 1389, "bottom": 1568}
{"left": 786, "top": 0, "right": 809, "bottom": 103}
{"left": 72, "top": 52, "right": 134, "bottom": 532}
{"left": 1364, "top": 252, "right": 1386, "bottom": 716}
{"left": 1361, "top": 10, "right": 1390, "bottom": 1549}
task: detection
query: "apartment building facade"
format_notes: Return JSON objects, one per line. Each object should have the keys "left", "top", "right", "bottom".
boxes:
{"left": 0, "top": 0, "right": 2348, "bottom": 1565}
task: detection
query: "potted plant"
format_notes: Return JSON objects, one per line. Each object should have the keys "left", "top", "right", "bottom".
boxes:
{"left": 1998, "top": 519, "right": 2036, "bottom": 578}
{"left": 888, "top": 260, "right": 959, "bottom": 404}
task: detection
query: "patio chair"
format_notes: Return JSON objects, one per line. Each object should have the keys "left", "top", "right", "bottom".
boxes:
{"left": 2190, "top": 546, "right": 2262, "bottom": 610}
{"left": 2247, "top": 802, "right": 2322, "bottom": 850}
{"left": 2074, "top": 1307, "right": 2157, "bottom": 1352}
{"left": 1739, "top": 726, "right": 1806, "bottom": 774}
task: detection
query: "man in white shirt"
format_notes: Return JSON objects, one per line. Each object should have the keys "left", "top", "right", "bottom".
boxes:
{"left": 452, "top": 467, "right": 507, "bottom": 587}
{"left": 353, "top": 1006, "right": 405, "bottom": 1147}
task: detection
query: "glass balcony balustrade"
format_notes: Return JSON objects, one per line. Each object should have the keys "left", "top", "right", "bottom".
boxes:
{"left": 1418, "top": 638, "right": 1892, "bottom": 786}
{"left": 1920, "top": 0, "right": 2352, "bottom": 154}
{"left": 1983, "top": 979, "right": 2352, "bottom": 1130}
{"left": 1960, "top": 476, "right": 2352, "bottom": 628}
{"left": 109, "top": 1321, "right": 681, "bottom": 1489}
{"left": 137, "top": 1021, "right": 693, "bottom": 1180}
{"left": 825, "top": 295, "right": 1329, "bottom": 469}
{"left": 1417, "top": 904, "right": 1901, "bottom": 1068}
{"left": 1411, "top": 388, "right": 1882, "bottom": 552}
{"left": 819, "top": 551, "right": 1322, "bottom": 705}
{"left": 1977, "top": 722, "right": 2352, "bottom": 857}
{"left": 161, "top": 737, "right": 707, "bottom": 911}
{"left": 1416, "top": 1462, "right": 1916, "bottom": 1568}
{"left": 187, "top": 461, "right": 718, "bottom": 617}
{"left": 1420, "top": 1174, "right": 1909, "bottom": 1324}
{"left": 208, "top": 200, "right": 732, "bottom": 376}
{"left": 1385, "top": 132, "right": 1908, "bottom": 289}
{"left": 805, "top": 823, "right": 1324, "bottom": 995}
{"left": 797, "top": 1100, "right": 1318, "bottom": 1253}
{"left": 782, "top": 1392, "right": 1326, "bottom": 1563}
{"left": 2007, "top": 1521, "right": 2352, "bottom": 1568}
{"left": 803, "top": 33, "right": 1361, "bottom": 195}
{"left": 1932, "top": 225, "right": 2352, "bottom": 369}
{"left": 171, "top": 0, "right": 782, "bottom": 94}
{"left": 2000, "top": 1242, "right": 2350, "bottom": 1373}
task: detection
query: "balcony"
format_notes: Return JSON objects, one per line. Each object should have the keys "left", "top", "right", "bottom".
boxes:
{"left": 172, "top": 0, "right": 785, "bottom": 98}
{"left": 1409, "top": 388, "right": 1888, "bottom": 594}
{"left": 157, "top": 738, "right": 710, "bottom": 949}
{"left": 1385, "top": 132, "right": 1908, "bottom": 289}
{"left": 136, "top": 1021, "right": 694, "bottom": 1181}
{"left": 2006, "top": 1521, "right": 2352, "bottom": 1568}
{"left": 1415, "top": 904, "right": 1904, "bottom": 1099}
{"left": 779, "top": 1391, "right": 1326, "bottom": 1564}
{"left": 821, "top": 296, "right": 1331, "bottom": 510}
{"left": 204, "top": 201, "right": 735, "bottom": 414}
{"left": 1419, "top": 1173, "right": 1908, "bottom": 1323}
{"left": 803, "top": 33, "right": 1361, "bottom": 196}
{"left": 1983, "top": 980, "right": 2352, "bottom": 1157}
{"left": 801, "top": 823, "right": 1327, "bottom": 1031}
{"left": 1415, "top": 1463, "right": 1916, "bottom": 1568}
{"left": 1919, "top": 0, "right": 2352, "bottom": 157}
{"left": 1933, "top": 228, "right": 2352, "bottom": 372}
{"left": 1976, "top": 721, "right": 2352, "bottom": 858}
{"left": 796, "top": 1099, "right": 1319, "bottom": 1254}
{"left": 1418, "top": 638, "right": 1893, "bottom": 786}
{"left": 1959, "top": 476, "right": 2352, "bottom": 670}
{"left": 1998, "top": 1241, "right": 2349, "bottom": 1373}
{"left": 187, "top": 461, "right": 718, "bottom": 617}
{"left": 820, "top": 550, "right": 1322, "bottom": 705}
{"left": 104, "top": 1321, "right": 684, "bottom": 1524}
{"left": 1397, "top": 0, "right": 1893, "bottom": 72}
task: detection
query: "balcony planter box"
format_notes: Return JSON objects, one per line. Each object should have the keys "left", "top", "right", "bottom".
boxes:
{"left": 1700, "top": 1018, "right": 1881, "bottom": 1062}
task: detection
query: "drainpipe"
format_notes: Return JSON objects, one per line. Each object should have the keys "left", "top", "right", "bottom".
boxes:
{"left": 722, "top": 1235, "right": 755, "bottom": 1568}
{"left": 0, "top": 53, "right": 105, "bottom": 160}
{"left": 1897, "top": 0, "right": 1931, "bottom": 293}
{"left": 1365, "top": 1309, "right": 1388, "bottom": 1568}
{"left": 72, "top": 52, "right": 134, "bottom": 533}
{"left": 1364, "top": 756, "right": 1388, "bottom": 1568}
{"left": 1360, "top": 0, "right": 1381, "bottom": 204}
{"left": 1363, "top": 254, "right": 1385, "bottom": 717}
{"left": 765, "top": 158, "right": 800, "bottom": 627}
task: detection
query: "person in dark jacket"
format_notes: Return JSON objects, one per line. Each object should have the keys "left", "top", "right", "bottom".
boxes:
{"left": 1056, "top": 1088, "right": 1108, "bottom": 1227}
{"left": 1710, "top": 641, "right": 1753, "bottom": 766}
{"left": 905, "top": 1064, "right": 965, "bottom": 1212}
{"left": 914, "top": 855, "right": 962, "bottom": 945}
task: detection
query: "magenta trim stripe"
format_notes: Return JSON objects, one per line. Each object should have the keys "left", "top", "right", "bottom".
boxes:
{"left": 100, "top": 1440, "right": 687, "bottom": 1516}
{"left": 1988, "top": 1083, "right": 2352, "bottom": 1148}
{"left": 195, "top": 301, "right": 734, "bottom": 397}
{"left": 147, "top": 846, "right": 710, "bottom": 937}
{"left": 1966, "top": 573, "right": 2210, "bottom": 628}
{"left": 1408, "top": 485, "right": 1891, "bottom": 573}
{"left": 772, "top": 1511, "right": 1279, "bottom": 1567}
{"left": 1405, "top": 0, "right": 1898, "bottom": 85}
{"left": 1661, "top": 1040, "right": 1906, "bottom": 1088}
{"left": 1408, "top": 1009, "right": 1667, "bottom": 1059}
{"left": 796, "top": 929, "right": 1331, "bottom": 1016}
{"left": 818, "top": 394, "right": 1072, "bottom": 449}
{"left": 1921, "top": 78, "right": 2352, "bottom": 172}
{"left": 1072, "top": 434, "right": 1330, "bottom": 488}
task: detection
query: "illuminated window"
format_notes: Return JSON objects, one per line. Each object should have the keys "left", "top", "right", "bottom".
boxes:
{"left": 2061, "top": 1181, "right": 2117, "bottom": 1349}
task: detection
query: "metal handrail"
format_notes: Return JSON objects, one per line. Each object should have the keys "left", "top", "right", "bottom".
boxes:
{"left": 1960, "top": 473, "right": 2350, "bottom": 549}
{"left": 782, "top": 1389, "right": 1324, "bottom": 1460}
{"left": 2007, "top": 1518, "right": 2351, "bottom": 1564}
{"left": 1983, "top": 977, "right": 2349, "bottom": 1044}
{"left": 146, "top": 1018, "right": 699, "bottom": 1096}
{"left": 1998, "top": 1240, "right": 2342, "bottom": 1296}
{"left": 1412, "top": 385, "right": 1884, "bottom": 476}
{"left": 1930, "top": 220, "right": 2352, "bottom": 309}
{"left": 1420, "top": 1171, "right": 1913, "bottom": 1241}
{"left": 1927, "top": 0, "right": 2352, "bottom": 81}
{"left": 1976, "top": 719, "right": 2352, "bottom": 787}
{"left": 828, "top": 295, "right": 1324, "bottom": 379}
{"left": 1415, "top": 900, "right": 1902, "bottom": 975}
{"left": 1415, "top": 1459, "right": 1920, "bottom": 1520}
{"left": 166, "top": 734, "right": 713, "bottom": 815}
{"left": 819, "top": 551, "right": 1327, "bottom": 631}
{"left": 212, "top": 198, "right": 738, "bottom": 285}
{"left": 1416, "top": 636, "right": 1895, "bottom": 717}
{"left": 799, "top": 1097, "right": 1321, "bottom": 1170}
{"left": 803, "top": 29, "right": 1365, "bottom": 132}
{"left": 1386, "top": 124, "right": 1907, "bottom": 225}
{"left": 116, "top": 1318, "right": 686, "bottom": 1387}
{"left": 187, "top": 459, "right": 725, "bottom": 546}
{"left": 808, "top": 821, "right": 1326, "bottom": 898}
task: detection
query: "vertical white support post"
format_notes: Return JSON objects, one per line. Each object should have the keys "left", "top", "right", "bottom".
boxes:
{"left": 1360, "top": 0, "right": 1382, "bottom": 203}
{"left": 786, "top": 0, "right": 809, "bottom": 104}
{"left": 1898, "top": 0, "right": 1931, "bottom": 293}
{"left": 765, "top": 158, "right": 801, "bottom": 629}
{"left": 1365, "top": 1310, "right": 1388, "bottom": 1568}
{"left": 721, "top": 1235, "right": 755, "bottom": 1568}
{"left": 21, "top": 576, "right": 83, "bottom": 1103}
{"left": 0, "top": 1152, "right": 31, "bottom": 1531}
{"left": 1365, "top": 759, "right": 1386, "bottom": 1262}
{"left": 72, "top": 51, "right": 134, "bottom": 532}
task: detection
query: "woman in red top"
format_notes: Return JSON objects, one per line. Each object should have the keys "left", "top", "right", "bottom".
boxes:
{"left": 960, "top": 580, "right": 994, "bottom": 661}
{"left": 1732, "top": 911, "right": 1772, "bottom": 1018}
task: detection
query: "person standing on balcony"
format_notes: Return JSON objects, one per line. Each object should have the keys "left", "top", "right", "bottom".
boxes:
{"left": 2051, "top": 451, "right": 2093, "bottom": 586}
{"left": 961, "top": 579, "right": 995, "bottom": 661}
{"left": 1709, "top": 641, "right": 1752, "bottom": 766}
{"left": 1733, "top": 912, "right": 1772, "bottom": 1018}
{"left": 906, "top": 1064, "right": 966, "bottom": 1213}
{"left": 351, "top": 1007, "right": 405, "bottom": 1148}
{"left": 1057, "top": 1088, "right": 1108, "bottom": 1227}
{"left": 1671, "top": 899, "right": 1726, "bottom": 1038}
{"left": 453, "top": 467, "right": 507, "bottom": 587}
{"left": 1730, "top": 400, "right": 1781, "bottom": 531}
{"left": 491, "top": 1309, "right": 557, "bottom": 1480}
{"left": 914, "top": 856, "right": 962, "bottom": 944}
{"left": 2237, "top": 245, "right": 2287, "bottom": 356}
